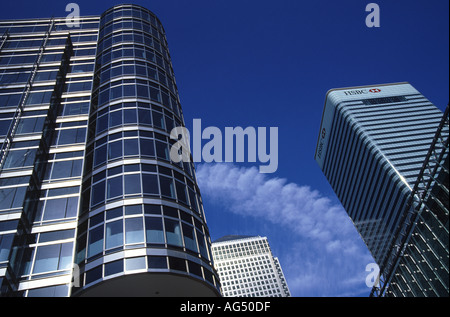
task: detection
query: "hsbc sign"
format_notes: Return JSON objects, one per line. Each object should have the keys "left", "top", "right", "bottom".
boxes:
{"left": 343, "top": 88, "right": 382, "bottom": 96}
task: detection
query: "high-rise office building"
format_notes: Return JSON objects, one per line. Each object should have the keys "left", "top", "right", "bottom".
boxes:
{"left": 211, "top": 235, "right": 291, "bottom": 297}
{"left": 314, "top": 82, "right": 449, "bottom": 297}
{"left": 0, "top": 4, "right": 220, "bottom": 297}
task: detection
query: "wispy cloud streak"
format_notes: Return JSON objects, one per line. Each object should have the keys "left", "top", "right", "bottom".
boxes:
{"left": 196, "top": 163, "right": 374, "bottom": 297}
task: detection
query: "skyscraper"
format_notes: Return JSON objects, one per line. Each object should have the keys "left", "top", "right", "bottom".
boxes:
{"left": 211, "top": 235, "right": 291, "bottom": 297}
{"left": 314, "top": 82, "right": 449, "bottom": 297}
{"left": 0, "top": 4, "right": 220, "bottom": 297}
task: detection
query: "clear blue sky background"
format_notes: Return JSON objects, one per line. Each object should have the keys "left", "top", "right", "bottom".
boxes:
{"left": 1, "top": 0, "right": 448, "bottom": 297}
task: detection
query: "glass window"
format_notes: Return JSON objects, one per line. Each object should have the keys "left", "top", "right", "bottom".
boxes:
{"left": 48, "top": 186, "right": 79, "bottom": 197}
{"left": 145, "top": 217, "right": 164, "bottom": 244}
{"left": 106, "top": 220, "right": 123, "bottom": 249}
{"left": 140, "top": 138, "right": 155, "bottom": 157}
{"left": 108, "top": 165, "right": 122, "bottom": 177}
{"left": 39, "top": 230, "right": 74, "bottom": 243}
{"left": 106, "top": 207, "right": 123, "bottom": 220}
{"left": 107, "top": 175, "right": 123, "bottom": 199}
{"left": 42, "top": 198, "right": 66, "bottom": 220}
{"left": 0, "top": 188, "right": 15, "bottom": 209}
{"left": 150, "top": 87, "right": 160, "bottom": 102}
{"left": 3, "top": 149, "right": 36, "bottom": 169}
{"left": 155, "top": 141, "right": 169, "bottom": 160}
{"left": 136, "top": 85, "right": 149, "bottom": 98}
{"left": 169, "top": 257, "right": 186, "bottom": 272}
{"left": 105, "top": 259, "right": 123, "bottom": 276}
{"left": 111, "top": 66, "right": 122, "bottom": 78}
{"left": 152, "top": 111, "right": 164, "bottom": 129}
{"left": 176, "top": 181, "right": 188, "bottom": 204}
{"left": 18, "top": 247, "right": 33, "bottom": 276}
{"left": 65, "top": 197, "right": 79, "bottom": 218}
{"left": 90, "top": 212, "right": 103, "bottom": 228}
{"left": 85, "top": 266, "right": 102, "bottom": 285}
{"left": 125, "top": 205, "right": 141, "bottom": 215}
{"left": 182, "top": 223, "right": 198, "bottom": 252}
{"left": 159, "top": 175, "right": 175, "bottom": 198}
{"left": 96, "top": 115, "right": 108, "bottom": 134}
{"left": 27, "top": 285, "right": 69, "bottom": 297}
{"left": 57, "top": 129, "right": 76, "bottom": 145}
{"left": 125, "top": 217, "right": 144, "bottom": 244}
{"left": 16, "top": 117, "right": 45, "bottom": 134}
{"left": 196, "top": 230, "right": 209, "bottom": 260}
{"left": 110, "top": 86, "right": 122, "bottom": 100}
{"left": 87, "top": 225, "right": 103, "bottom": 258}
{"left": 124, "top": 138, "right": 139, "bottom": 156}
{"left": 135, "top": 66, "right": 147, "bottom": 77}
{"left": 94, "top": 145, "right": 107, "bottom": 167}
{"left": 148, "top": 256, "right": 167, "bottom": 269}
{"left": 188, "top": 188, "right": 199, "bottom": 212}
{"left": 188, "top": 261, "right": 203, "bottom": 277}
{"left": 122, "top": 65, "right": 134, "bottom": 75}
{"left": 51, "top": 160, "right": 73, "bottom": 179}
{"left": 76, "top": 128, "right": 86, "bottom": 143}
{"left": 33, "top": 244, "right": 60, "bottom": 273}
{"left": 91, "top": 181, "right": 105, "bottom": 206}
{"left": 108, "top": 140, "right": 123, "bottom": 160}
{"left": 163, "top": 206, "right": 177, "bottom": 218}
{"left": 123, "top": 108, "right": 136, "bottom": 124}
{"left": 165, "top": 218, "right": 182, "bottom": 247}
{"left": 99, "top": 89, "right": 109, "bottom": 105}
{"left": 138, "top": 109, "right": 151, "bottom": 125}
{"left": 164, "top": 116, "right": 174, "bottom": 132}
{"left": 0, "top": 234, "right": 14, "bottom": 262}
{"left": 126, "top": 256, "right": 146, "bottom": 271}
{"left": 72, "top": 159, "right": 83, "bottom": 176}
{"left": 147, "top": 65, "right": 157, "bottom": 79}
{"left": 59, "top": 242, "right": 74, "bottom": 270}
{"left": 109, "top": 110, "right": 122, "bottom": 127}
{"left": 123, "top": 85, "right": 135, "bottom": 97}
{"left": 144, "top": 205, "right": 161, "bottom": 215}
{"left": 124, "top": 174, "right": 141, "bottom": 195}
{"left": 142, "top": 174, "right": 159, "bottom": 195}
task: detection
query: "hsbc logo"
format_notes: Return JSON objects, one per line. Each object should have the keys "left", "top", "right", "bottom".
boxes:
{"left": 317, "top": 128, "right": 327, "bottom": 159}
{"left": 343, "top": 88, "right": 382, "bottom": 96}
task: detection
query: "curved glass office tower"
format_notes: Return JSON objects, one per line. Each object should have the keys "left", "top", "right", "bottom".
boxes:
{"left": 72, "top": 5, "right": 220, "bottom": 297}
{"left": 0, "top": 4, "right": 220, "bottom": 297}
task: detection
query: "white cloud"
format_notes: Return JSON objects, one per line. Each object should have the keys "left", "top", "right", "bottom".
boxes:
{"left": 196, "top": 163, "right": 374, "bottom": 297}
{"left": 197, "top": 163, "right": 355, "bottom": 243}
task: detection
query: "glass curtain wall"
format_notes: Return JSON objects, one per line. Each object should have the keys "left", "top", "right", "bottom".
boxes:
{"left": 72, "top": 5, "right": 220, "bottom": 296}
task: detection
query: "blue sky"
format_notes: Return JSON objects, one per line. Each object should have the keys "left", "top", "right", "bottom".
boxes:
{"left": 1, "top": 0, "right": 448, "bottom": 297}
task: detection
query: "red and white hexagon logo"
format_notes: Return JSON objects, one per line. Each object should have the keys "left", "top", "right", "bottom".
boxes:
{"left": 369, "top": 88, "right": 381, "bottom": 93}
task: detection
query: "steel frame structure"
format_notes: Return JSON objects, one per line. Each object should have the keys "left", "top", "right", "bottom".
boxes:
{"left": 371, "top": 104, "right": 449, "bottom": 297}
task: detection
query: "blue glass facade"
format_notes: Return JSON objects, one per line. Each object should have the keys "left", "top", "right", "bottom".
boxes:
{"left": 0, "top": 4, "right": 220, "bottom": 297}
{"left": 315, "top": 82, "right": 449, "bottom": 296}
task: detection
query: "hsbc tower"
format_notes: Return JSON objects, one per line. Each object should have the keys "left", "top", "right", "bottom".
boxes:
{"left": 315, "top": 82, "right": 449, "bottom": 297}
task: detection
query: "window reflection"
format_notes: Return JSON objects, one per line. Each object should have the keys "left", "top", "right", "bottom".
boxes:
{"left": 33, "top": 242, "right": 73, "bottom": 274}
{"left": 145, "top": 217, "right": 164, "bottom": 244}
{"left": 125, "top": 217, "right": 144, "bottom": 244}
{"left": 106, "top": 220, "right": 123, "bottom": 249}
{"left": 165, "top": 218, "right": 182, "bottom": 247}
